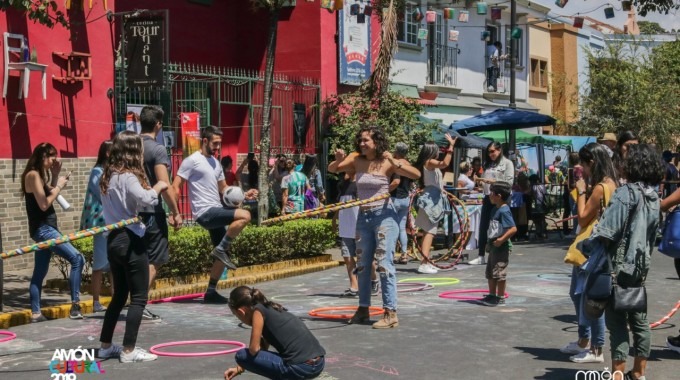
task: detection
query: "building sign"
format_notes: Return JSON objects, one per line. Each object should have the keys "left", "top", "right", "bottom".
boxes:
{"left": 338, "top": 2, "right": 372, "bottom": 86}
{"left": 124, "top": 13, "right": 166, "bottom": 89}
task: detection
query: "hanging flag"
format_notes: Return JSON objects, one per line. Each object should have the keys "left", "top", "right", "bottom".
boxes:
{"left": 573, "top": 17, "right": 584, "bottom": 28}
{"left": 418, "top": 28, "right": 428, "bottom": 40}
{"left": 604, "top": 7, "right": 615, "bottom": 19}
{"left": 554, "top": 0, "right": 568, "bottom": 8}
{"left": 491, "top": 7, "right": 501, "bottom": 20}
{"left": 443, "top": 8, "right": 455, "bottom": 19}
{"left": 413, "top": 7, "right": 423, "bottom": 22}
{"left": 449, "top": 29, "right": 459, "bottom": 42}
{"left": 512, "top": 27, "right": 522, "bottom": 39}
{"left": 477, "top": 2, "right": 488, "bottom": 15}
{"left": 426, "top": 10, "right": 436, "bottom": 24}
{"left": 458, "top": 10, "right": 469, "bottom": 23}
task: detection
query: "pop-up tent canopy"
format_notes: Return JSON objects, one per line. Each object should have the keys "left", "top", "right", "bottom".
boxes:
{"left": 451, "top": 108, "right": 556, "bottom": 134}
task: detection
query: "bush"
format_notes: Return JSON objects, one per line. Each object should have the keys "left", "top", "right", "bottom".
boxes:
{"left": 52, "top": 219, "right": 336, "bottom": 279}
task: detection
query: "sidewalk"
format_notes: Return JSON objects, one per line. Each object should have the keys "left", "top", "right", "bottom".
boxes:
{"left": 0, "top": 248, "right": 345, "bottom": 318}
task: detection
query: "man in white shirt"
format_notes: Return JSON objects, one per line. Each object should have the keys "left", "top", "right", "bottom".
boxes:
{"left": 172, "top": 126, "right": 255, "bottom": 304}
{"left": 486, "top": 41, "right": 499, "bottom": 92}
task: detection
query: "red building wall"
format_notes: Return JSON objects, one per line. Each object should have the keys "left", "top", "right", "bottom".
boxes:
{"left": 0, "top": 2, "right": 116, "bottom": 159}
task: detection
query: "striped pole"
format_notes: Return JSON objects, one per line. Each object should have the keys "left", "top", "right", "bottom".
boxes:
{"left": 262, "top": 193, "right": 391, "bottom": 225}
{"left": 0, "top": 217, "right": 141, "bottom": 260}
{"left": 650, "top": 300, "right": 680, "bottom": 329}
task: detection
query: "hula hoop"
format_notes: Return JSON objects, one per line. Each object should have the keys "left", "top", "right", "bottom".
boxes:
{"left": 399, "top": 277, "right": 460, "bottom": 287}
{"left": 148, "top": 293, "right": 204, "bottom": 304}
{"left": 397, "top": 282, "right": 434, "bottom": 292}
{"left": 149, "top": 340, "right": 246, "bottom": 357}
{"left": 651, "top": 300, "right": 680, "bottom": 329}
{"left": 308, "top": 306, "right": 384, "bottom": 319}
{"left": 1, "top": 217, "right": 141, "bottom": 260}
{"left": 406, "top": 191, "right": 472, "bottom": 270}
{"left": 439, "top": 289, "right": 510, "bottom": 301}
{"left": 0, "top": 331, "right": 17, "bottom": 343}
{"left": 262, "top": 193, "right": 390, "bottom": 225}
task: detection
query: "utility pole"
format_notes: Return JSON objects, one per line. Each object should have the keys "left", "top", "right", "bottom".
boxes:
{"left": 508, "top": 0, "right": 517, "bottom": 157}
{"left": 428, "top": 11, "right": 435, "bottom": 85}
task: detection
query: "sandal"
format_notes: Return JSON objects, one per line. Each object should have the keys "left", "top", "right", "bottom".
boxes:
{"left": 395, "top": 254, "right": 409, "bottom": 265}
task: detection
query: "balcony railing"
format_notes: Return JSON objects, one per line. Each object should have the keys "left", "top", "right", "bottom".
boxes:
{"left": 428, "top": 43, "right": 459, "bottom": 88}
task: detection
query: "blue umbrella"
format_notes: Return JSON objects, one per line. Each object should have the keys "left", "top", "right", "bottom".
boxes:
{"left": 451, "top": 108, "right": 556, "bottom": 134}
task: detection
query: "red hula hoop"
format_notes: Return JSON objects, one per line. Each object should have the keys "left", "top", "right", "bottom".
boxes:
{"left": 439, "top": 289, "right": 510, "bottom": 301}
{"left": 308, "top": 306, "right": 384, "bottom": 319}
{"left": 149, "top": 340, "right": 246, "bottom": 357}
{"left": 650, "top": 300, "right": 680, "bottom": 328}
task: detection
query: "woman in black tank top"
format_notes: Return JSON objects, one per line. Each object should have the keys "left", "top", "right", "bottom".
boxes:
{"left": 21, "top": 143, "right": 84, "bottom": 322}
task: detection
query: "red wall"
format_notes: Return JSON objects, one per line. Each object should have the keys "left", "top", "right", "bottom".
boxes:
{"left": 0, "top": 2, "right": 116, "bottom": 159}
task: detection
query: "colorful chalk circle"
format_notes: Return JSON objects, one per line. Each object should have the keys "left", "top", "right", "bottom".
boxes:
{"left": 149, "top": 340, "right": 246, "bottom": 357}
{"left": 439, "top": 289, "right": 510, "bottom": 301}
{"left": 399, "top": 277, "right": 460, "bottom": 286}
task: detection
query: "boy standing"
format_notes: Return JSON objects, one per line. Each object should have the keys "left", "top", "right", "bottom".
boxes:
{"left": 480, "top": 182, "right": 517, "bottom": 307}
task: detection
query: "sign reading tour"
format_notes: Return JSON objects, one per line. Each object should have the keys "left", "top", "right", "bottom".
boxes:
{"left": 124, "top": 13, "right": 166, "bottom": 89}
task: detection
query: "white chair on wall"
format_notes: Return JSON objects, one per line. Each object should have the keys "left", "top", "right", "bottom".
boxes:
{"left": 3, "top": 32, "right": 47, "bottom": 100}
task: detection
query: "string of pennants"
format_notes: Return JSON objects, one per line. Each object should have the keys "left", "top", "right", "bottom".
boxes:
{"left": 320, "top": 1, "right": 636, "bottom": 34}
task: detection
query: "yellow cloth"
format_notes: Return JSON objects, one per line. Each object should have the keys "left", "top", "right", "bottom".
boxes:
{"left": 564, "top": 183, "right": 612, "bottom": 266}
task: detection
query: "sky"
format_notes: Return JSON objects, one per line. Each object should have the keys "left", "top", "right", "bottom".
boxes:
{"left": 532, "top": 0, "right": 680, "bottom": 32}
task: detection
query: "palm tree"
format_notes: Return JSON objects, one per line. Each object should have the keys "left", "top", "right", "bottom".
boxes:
{"left": 251, "top": 0, "right": 285, "bottom": 224}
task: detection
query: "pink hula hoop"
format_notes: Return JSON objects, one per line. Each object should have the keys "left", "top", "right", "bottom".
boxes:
{"left": 0, "top": 331, "right": 17, "bottom": 343}
{"left": 150, "top": 340, "right": 246, "bottom": 357}
{"left": 148, "top": 292, "right": 204, "bottom": 304}
{"left": 439, "top": 289, "right": 510, "bottom": 301}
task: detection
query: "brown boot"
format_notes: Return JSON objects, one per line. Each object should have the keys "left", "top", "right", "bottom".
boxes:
{"left": 347, "top": 306, "right": 370, "bottom": 324}
{"left": 372, "top": 309, "right": 398, "bottom": 329}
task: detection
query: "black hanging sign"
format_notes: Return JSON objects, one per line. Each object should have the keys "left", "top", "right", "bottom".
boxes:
{"left": 124, "top": 13, "right": 165, "bottom": 89}
{"left": 293, "top": 103, "right": 307, "bottom": 146}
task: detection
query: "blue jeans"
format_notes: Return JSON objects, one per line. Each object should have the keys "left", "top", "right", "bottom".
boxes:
{"left": 391, "top": 196, "right": 410, "bottom": 254}
{"left": 355, "top": 204, "right": 399, "bottom": 310}
{"left": 235, "top": 348, "right": 325, "bottom": 380}
{"left": 30, "top": 224, "right": 84, "bottom": 313}
{"left": 569, "top": 266, "right": 605, "bottom": 347}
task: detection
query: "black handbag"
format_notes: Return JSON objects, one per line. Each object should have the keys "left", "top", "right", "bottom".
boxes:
{"left": 611, "top": 284, "right": 647, "bottom": 313}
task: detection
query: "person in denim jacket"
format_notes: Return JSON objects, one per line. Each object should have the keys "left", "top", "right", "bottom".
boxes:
{"left": 591, "top": 144, "right": 663, "bottom": 380}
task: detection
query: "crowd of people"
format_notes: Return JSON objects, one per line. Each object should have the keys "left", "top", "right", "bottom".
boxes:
{"left": 20, "top": 116, "right": 680, "bottom": 380}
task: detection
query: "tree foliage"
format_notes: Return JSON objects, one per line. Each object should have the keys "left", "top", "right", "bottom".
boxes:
{"left": 638, "top": 21, "right": 667, "bottom": 34}
{"left": 574, "top": 41, "right": 680, "bottom": 148}
{"left": 324, "top": 86, "right": 437, "bottom": 163}
{"left": 0, "top": 0, "right": 67, "bottom": 28}
{"left": 632, "top": 0, "right": 680, "bottom": 16}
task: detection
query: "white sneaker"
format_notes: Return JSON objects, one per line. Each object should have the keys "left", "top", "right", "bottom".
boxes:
{"left": 417, "top": 263, "right": 438, "bottom": 274}
{"left": 569, "top": 350, "right": 604, "bottom": 363}
{"left": 119, "top": 347, "right": 158, "bottom": 363}
{"left": 468, "top": 256, "right": 486, "bottom": 265}
{"left": 99, "top": 344, "right": 123, "bottom": 359}
{"left": 427, "top": 263, "right": 439, "bottom": 273}
{"left": 560, "top": 341, "right": 589, "bottom": 355}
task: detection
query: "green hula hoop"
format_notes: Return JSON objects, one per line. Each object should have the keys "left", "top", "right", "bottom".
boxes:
{"left": 399, "top": 277, "right": 460, "bottom": 286}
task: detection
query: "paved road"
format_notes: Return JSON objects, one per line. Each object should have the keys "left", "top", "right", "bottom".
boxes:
{"left": 1, "top": 239, "right": 679, "bottom": 379}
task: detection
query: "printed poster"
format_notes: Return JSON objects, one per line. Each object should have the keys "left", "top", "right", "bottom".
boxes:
{"left": 180, "top": 112, "right": 201, "bottom": 157}
{"left": 338, "top": 1, "right": 372, "bottom": 86}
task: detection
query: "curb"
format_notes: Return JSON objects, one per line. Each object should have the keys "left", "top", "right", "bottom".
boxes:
{"left": 0, "top": 256, "right": 340, "bottom": 329}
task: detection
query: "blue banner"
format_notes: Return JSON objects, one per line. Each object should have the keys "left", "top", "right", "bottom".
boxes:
{"left": 338, "top": 2, "right": 372, "bottom": 86}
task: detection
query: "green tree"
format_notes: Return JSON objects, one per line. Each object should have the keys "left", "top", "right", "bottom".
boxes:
{"left": 574, "top": 41, "right": 680, "bottom": 148}
{"left": 0, "top": 0, "right": 67, "bottom": 28}
{"left": 638, "top": 21, "right": 667, "bottom": 34}
{"left": 324, "top": 86, "right": 437, "bottom": 163}
{"left": 632, "top": 0, "right": 680, "bottom": 16}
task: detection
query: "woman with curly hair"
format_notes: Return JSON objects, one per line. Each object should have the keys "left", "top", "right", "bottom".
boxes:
{"left": 98, "top": 131, "right": 168, "bottom": 363}
{"left": 328, "top": 126, "right": 420, "bottom": 329}
{"left": 591, "top": 144, "right": 663, "bottom": 380}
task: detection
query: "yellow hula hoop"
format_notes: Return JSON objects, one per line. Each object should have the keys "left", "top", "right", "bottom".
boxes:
{"left": 262, "top": 193, "right": 390, "bottom": 225}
